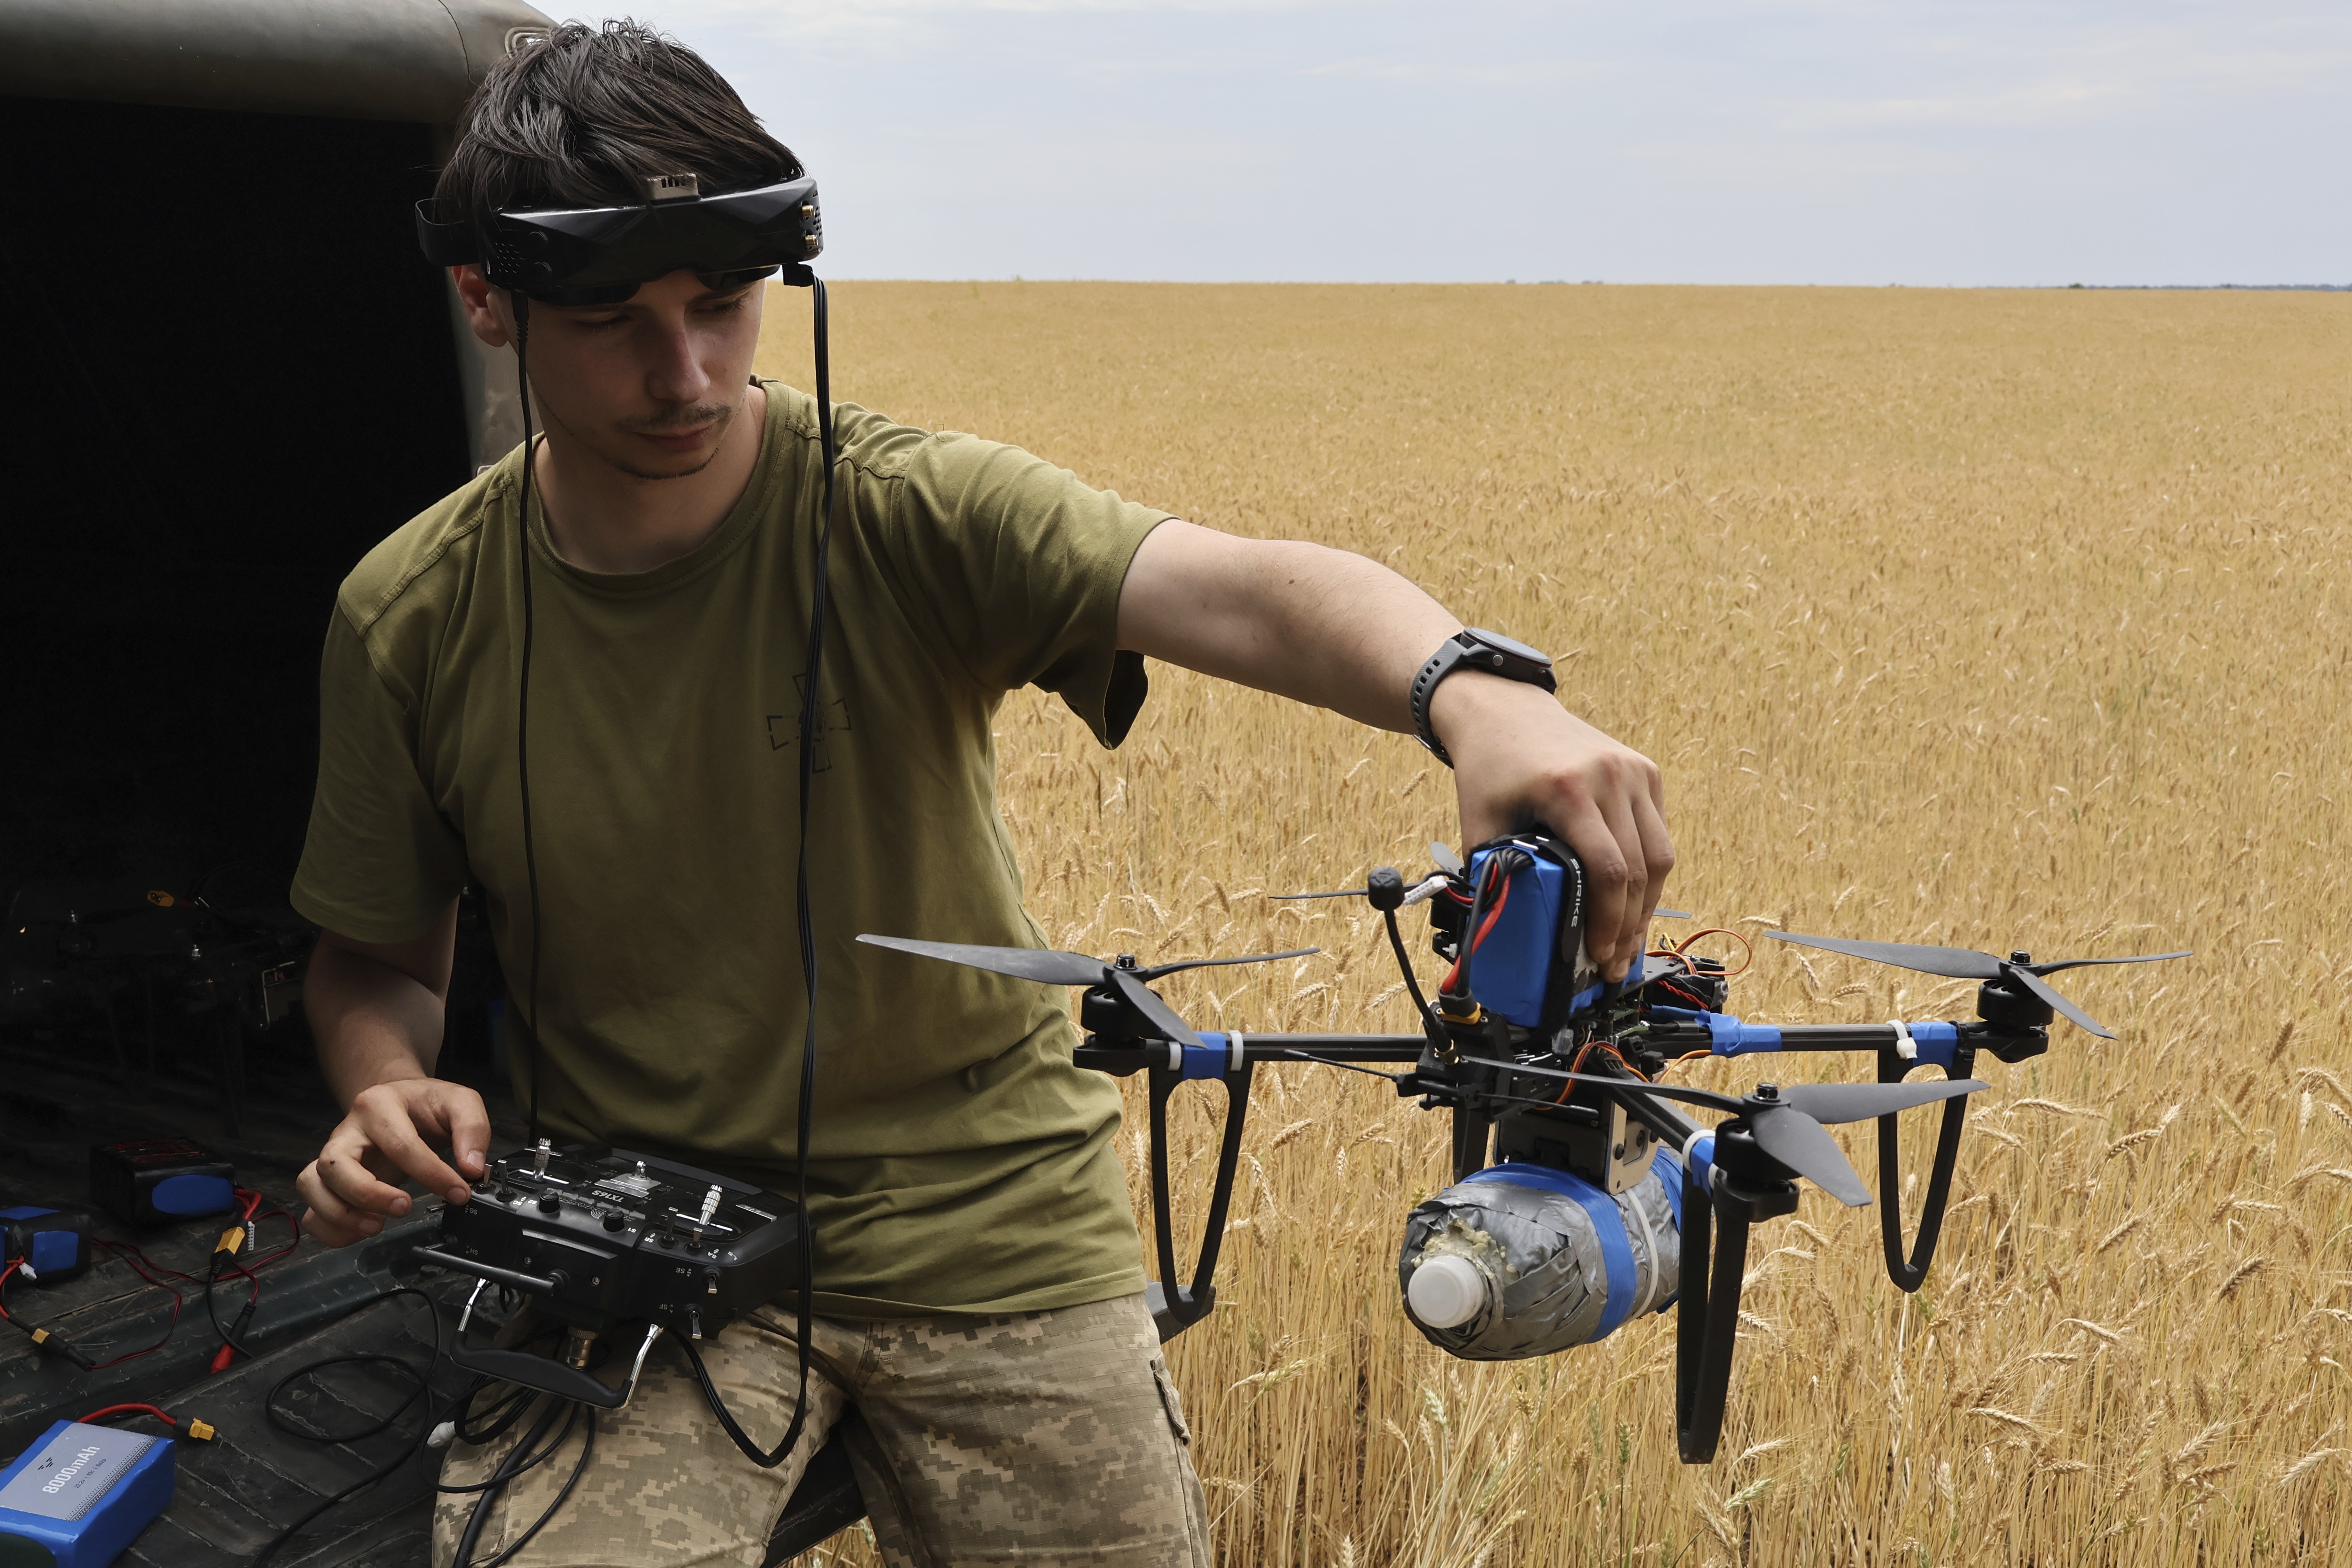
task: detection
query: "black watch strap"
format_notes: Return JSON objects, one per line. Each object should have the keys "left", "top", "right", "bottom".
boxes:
{"left": 1410, "top": 628, "right": 1558, "bottom": 767}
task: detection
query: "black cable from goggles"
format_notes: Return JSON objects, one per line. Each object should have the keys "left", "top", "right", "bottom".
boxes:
{"left": 513, "top": 291, "right": 547, "bottom": 1147}
{"left": 501, "top": 275, "right": 837, "bottom": 1473}
{"left": 765, "top": 272, "right": 836, "bottom": 1472}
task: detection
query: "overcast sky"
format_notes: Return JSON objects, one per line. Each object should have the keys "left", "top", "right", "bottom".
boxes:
{"left": 623, "top": 1, "right": 2352, "bottom": 285}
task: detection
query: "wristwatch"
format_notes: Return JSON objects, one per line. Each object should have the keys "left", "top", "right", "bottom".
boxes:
{"left": 1409, "top": 628, "right": 1557, "bottom": 766}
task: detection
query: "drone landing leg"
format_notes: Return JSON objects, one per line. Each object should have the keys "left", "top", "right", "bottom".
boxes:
{"left": 1875, "top": 1045, "right": 1974, "bottom": 1293}
{"left": 1675, "top": 1172, "right": 1750, "bottom": 1463}
{"left": 1143, "top": 1058, "right": 1256, "bottom": 1343}
{"left": 1676, "top": 1162, "right": 1793, "bottom": 1464}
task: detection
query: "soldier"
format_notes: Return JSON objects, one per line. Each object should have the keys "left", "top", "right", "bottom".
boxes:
{"left": 291, "top": 19, "right": 1672, "bottom": 1567}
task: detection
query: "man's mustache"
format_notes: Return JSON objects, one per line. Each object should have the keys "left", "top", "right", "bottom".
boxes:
{"left": 623, "top": 404, "right": 735, "bottom": 434}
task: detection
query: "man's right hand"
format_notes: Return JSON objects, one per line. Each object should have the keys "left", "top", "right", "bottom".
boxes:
{"left": 296, "top": 1078, "right": 491, "bottom": 1247}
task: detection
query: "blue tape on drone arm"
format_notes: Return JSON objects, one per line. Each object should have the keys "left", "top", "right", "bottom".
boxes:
{"left": 1720, "top": 1018, "right": 1782, "bottom": 1055}
{"left": 1461, "top": 1162, "right": 1636, "bottom": 1338}
{"left": 1685, "top": 1134, "right": 1715, "bottom": 1196}
{"left": 1907, "top": 1021, "right": 1960, "bottom": 1069}
{"left": 1182, "top": 1034, "right": 1228, "bottom": 1080}
{"left": 1650, "top": 1006, "right": 1782, "bottom": 1055}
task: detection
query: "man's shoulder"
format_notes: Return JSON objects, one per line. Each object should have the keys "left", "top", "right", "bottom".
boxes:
{"left": 759, "top": 379, "right": 1033, "bottom": 495}
{"left": 336, "top": 458, "right": 512, "bottom": 642}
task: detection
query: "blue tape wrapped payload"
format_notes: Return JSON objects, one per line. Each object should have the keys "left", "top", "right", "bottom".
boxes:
{"left": 1397, "top": 1152, "right": 1683, "bottom": 1360}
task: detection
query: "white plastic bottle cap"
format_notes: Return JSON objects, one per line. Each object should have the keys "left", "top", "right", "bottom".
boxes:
{"left": 1407, "top": 1254, "right": 1488, "bottom": 1328}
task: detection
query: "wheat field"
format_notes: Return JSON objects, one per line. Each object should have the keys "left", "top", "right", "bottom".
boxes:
{"left": 759, "top": 282, "right": 2352, "bottom": 1566}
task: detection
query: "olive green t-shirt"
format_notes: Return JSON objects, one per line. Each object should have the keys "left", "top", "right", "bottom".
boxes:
{"left": 292, "top": 380, "right": 1169, "bottom": 1316}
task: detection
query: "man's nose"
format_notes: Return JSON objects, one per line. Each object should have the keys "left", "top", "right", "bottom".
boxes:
{"left": 645, "top": 318, "right": 712, "bottom": 405}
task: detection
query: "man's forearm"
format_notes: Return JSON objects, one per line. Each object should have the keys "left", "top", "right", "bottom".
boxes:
{"left": 305, "top": 905, "right": 460, "bottom": 1108}
{"left": 1120, "top": 524, "right": 1456, "bottom": 730}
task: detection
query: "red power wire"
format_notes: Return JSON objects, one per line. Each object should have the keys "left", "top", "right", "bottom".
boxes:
{"left": 1441, "top": 871, "right": 1513, "bottom": 995}
{"left": 76, "top": 1403, "right": 216, "bottom": 1441}
{"left": 2, "top": 1191, "right": 303, "bottom": 1373}
{"left": 207, "top": 1189, "right": 301, "bottom": 1372}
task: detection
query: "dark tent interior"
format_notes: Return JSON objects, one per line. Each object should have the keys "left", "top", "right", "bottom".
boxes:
{"left": 2, "top": 94, "right": 471, "bottom": 900}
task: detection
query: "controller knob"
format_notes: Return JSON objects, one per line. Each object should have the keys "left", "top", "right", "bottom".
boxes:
{"left": 603, "top": 1212, "right": 626, "bottom": 1232}
{"left": 537, "top": 1194, "right": 561, "bottom": 1216}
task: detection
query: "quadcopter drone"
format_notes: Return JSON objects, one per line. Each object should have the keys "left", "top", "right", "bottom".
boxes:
{"left": 861, "top": 825, "right": 2188, "bottom": 1463}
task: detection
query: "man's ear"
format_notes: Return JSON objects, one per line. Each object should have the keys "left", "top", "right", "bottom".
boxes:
{"left": 452, "top": 264, "right": 515, "bottom": 349}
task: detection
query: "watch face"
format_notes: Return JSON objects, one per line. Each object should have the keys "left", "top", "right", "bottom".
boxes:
{"left": 1463, "top": 628, "right": 1550, "bottom": 668}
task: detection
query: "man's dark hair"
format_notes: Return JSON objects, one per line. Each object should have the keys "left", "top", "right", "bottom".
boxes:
{"left": 436, "top": 18, "right": 800, "bottom": 230}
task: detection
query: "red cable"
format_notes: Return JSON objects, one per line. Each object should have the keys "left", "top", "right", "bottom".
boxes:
{"left": 78, "top": 1403, "right": 177, "bottom": 1428}
{"left": 1442, "top": 872, "right": 1514, "bottom": 995}
{"left": 75, "top": 1402, "right": 213, "bottom": 1441}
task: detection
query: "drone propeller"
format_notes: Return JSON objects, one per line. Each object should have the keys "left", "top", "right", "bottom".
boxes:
{"left": 1429, "top": 841, "right": 1465, "bottom": 876}
{"left": 854, "top": 935, "right": 1104, "bottom": 987}
{"left": 855, "top": 935, "right": 1318, "bottom": 1049}
{"left": 1764, "top": 933, "right": 2191, "bottom": 1039}
{"left": 1457, "top": 1056, "right": 1985, "bottom": 1206}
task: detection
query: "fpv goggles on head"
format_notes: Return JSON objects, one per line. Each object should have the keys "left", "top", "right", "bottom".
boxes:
{"left": 416, "top": 173, "right": 824, "bottom": 305}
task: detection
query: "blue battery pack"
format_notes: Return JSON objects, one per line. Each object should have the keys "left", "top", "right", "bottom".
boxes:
{"left": 0, "top": 1421, "right": 175, "bottom": 1568}
{"left": 0, "top": 1207, "right": 95, "bottom": 1285}
{"left": 1463, "top": 846, "right": 1568, "bottom": 1027}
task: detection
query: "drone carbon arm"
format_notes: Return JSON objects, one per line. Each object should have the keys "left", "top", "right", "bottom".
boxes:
{"left": 1643, "top": 1011, "right": 2047, "bottom": 1068}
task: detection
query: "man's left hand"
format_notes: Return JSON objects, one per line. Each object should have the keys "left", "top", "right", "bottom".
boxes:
{"left": 1427, "top": 673, "right": 1673, "bottom": 981}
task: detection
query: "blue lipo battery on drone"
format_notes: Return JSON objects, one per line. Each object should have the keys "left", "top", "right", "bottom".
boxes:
{"left": 0, "top": 1421, "right": 175, "bottom": 1568}
{"left": 1464, "top": 846, "right": 1568, "bottom": 1027}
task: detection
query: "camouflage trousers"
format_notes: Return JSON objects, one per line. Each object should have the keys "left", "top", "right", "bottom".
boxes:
{"left": 432, "top": 1291, "right": 1211, "bottom": 1568}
